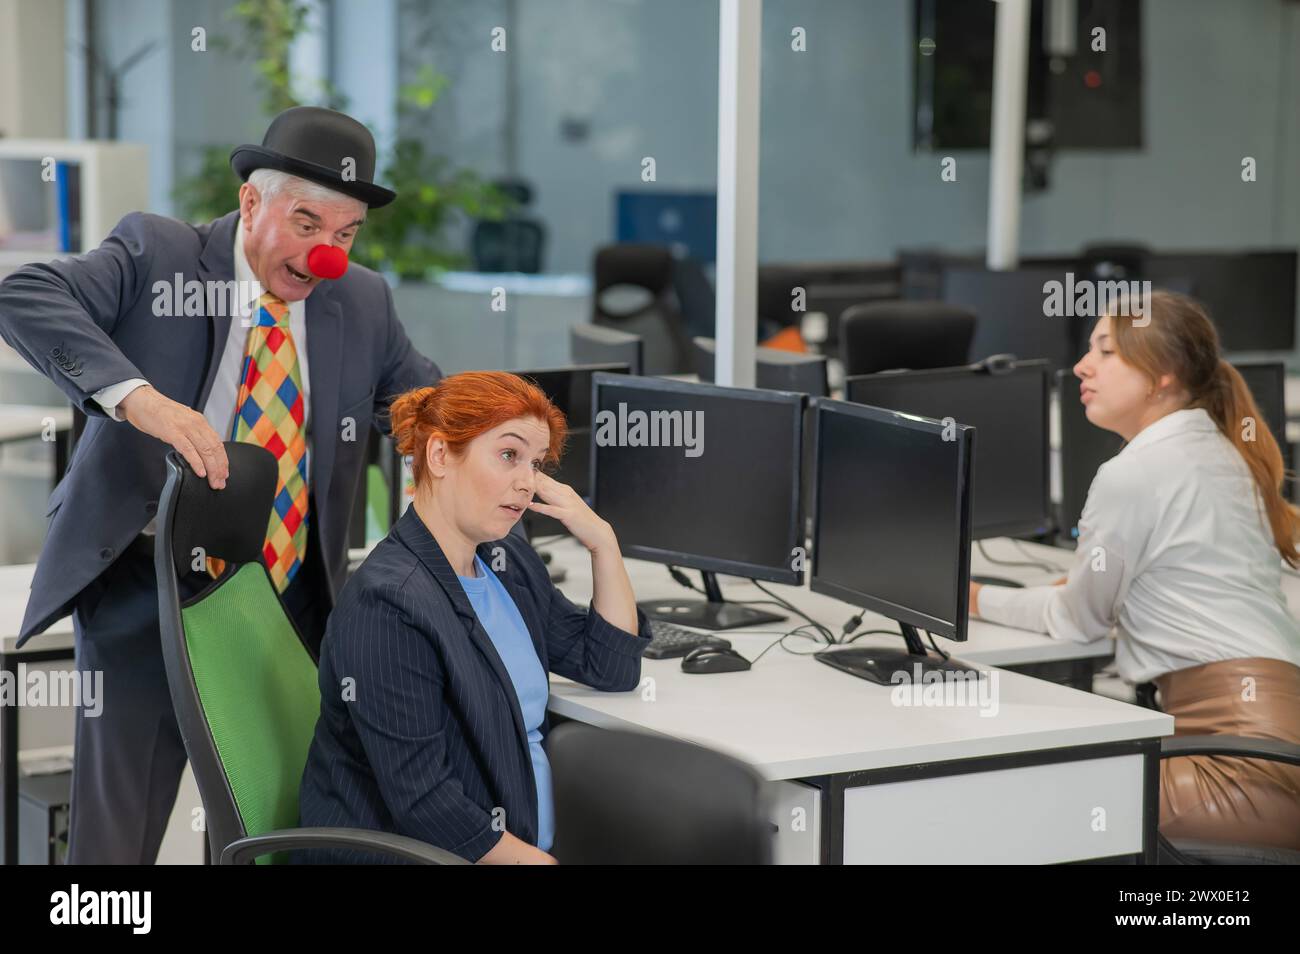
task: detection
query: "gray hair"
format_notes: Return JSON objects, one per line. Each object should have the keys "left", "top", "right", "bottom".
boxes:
{"left": 246, "top": 168, "right": 365, "bottom": 214}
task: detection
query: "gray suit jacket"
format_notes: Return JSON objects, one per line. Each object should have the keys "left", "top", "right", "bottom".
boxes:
{"left": 0, "top": 210, "right": 440, "bottom": 643}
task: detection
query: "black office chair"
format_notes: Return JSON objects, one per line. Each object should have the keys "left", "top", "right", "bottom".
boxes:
{"left": 549, "top": 722, "right": 774, "bottom": 864}
{"left": 840, "top": 300, "right": 977, "bottom": 376}
{"left": 672, "top": 256, "right": 717, "bottom": 339}
{"left": 1080, "top": 241, "right": 1149, "bottom": 281}
{"left": 592, "top": 243, "right": 692, "bottom": 375}
{"left": 692, "top": 336, "right": 829, "bottom": 397}
{"left": 1156, "top": 735, "right": 1300, "bottom": 865}
{"left": 155, "top": 441, "right": 467, "bottom": 865}
{"left": 570, "top": 322, "right": 644, "bottom": 376}
{"left": 471, "top": 178, "right": 546, "bottom": 273}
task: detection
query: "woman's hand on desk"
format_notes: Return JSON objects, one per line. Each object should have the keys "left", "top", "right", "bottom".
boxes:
{"left": 527, "top": 472, "right": 615, "bottom": 553}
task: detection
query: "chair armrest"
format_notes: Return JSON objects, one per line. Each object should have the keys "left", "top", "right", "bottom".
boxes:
{"left": 1160, "top": 734, "right": 1300, "bottom": 767}
{"left": 220, "top": 827, "right": 472, "bottom": 865}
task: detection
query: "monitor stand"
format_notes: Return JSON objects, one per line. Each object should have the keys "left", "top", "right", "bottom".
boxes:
{"left": 638, "top": 570, "right": 786, "bottom": 631}
{"left": 814, "top": 623, "right": 980, "bottom": 687}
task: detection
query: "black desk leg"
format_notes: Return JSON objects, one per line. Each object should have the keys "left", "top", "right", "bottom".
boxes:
{"left": 1, "top": 654, "right": 17, "bottom": 865}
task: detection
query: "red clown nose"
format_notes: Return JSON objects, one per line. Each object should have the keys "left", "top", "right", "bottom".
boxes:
{"left": 307, "top": 244, "right": 348, "bottom": 280}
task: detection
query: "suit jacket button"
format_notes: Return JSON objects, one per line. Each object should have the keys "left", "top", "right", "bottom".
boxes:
{"left": 99, "top": 547, "right": 114, "bottom": 560}
{"left": 145, "top": 501, "right": 157, "bottom": 515}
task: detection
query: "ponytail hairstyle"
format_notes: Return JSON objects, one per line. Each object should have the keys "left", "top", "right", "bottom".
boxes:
{"left": 1108, "top": 289, "right": 1300, "bottom": 567}
{"left": 388, "top": 371, "right": 568, "bottom": 490}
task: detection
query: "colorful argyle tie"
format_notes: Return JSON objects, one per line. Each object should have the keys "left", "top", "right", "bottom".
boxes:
{"left": 206, "top": 292, "right": 308, "bottom": 592}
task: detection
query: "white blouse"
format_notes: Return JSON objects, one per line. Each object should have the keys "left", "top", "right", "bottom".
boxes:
{"left": 977, "top": 407, "right": 1300, "bottom": 684}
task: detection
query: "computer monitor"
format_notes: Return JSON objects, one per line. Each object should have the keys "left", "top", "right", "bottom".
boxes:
{"left": 810, "top": 398, "right": 976, "bottom": 685}
{"left": 570, "top": 323, "right": 644, "bottom": 376}
{"left": 940, "top": 264, "right": 1083, "bottom": 369}
{"left": 1226, "top": 360, "right": 1293, "bottom": 500}
{"left": 615, "top": 191, "right": 717, "bottom": 263}
{"left": 845, "top": 359, "right": 1053, "bottom": 544}
{"left": 1055, "top": 368, "right": 1125, "bottom": 542}
{"left": 513, "top": 363, "right": 631, "bottom": 540}
{"left": 690, "top": 337, "right": 830, "bottom": 397}
{"left": 1144, "top": 251, "right": 1297, "bottom": 352}
{"left": 589, "top": 373, "right": 805, "bottom": 630}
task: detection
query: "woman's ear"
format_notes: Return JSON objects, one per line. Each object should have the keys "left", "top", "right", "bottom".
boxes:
{"left": 426, "top": 436, "right": 448, "bottom": 479}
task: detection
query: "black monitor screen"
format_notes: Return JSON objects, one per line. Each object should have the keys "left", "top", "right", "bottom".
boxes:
{"left": 1144, "top": 252, "right": 1297, "bottom": 352}
{"left": 846, "top": 361, "right": 1051, "bottom": 539}
{"left": 941, "top": 264, "right": 1082, "bottom": 369}
{"left": 1055, "top": 369, "right": 1125, "bottom": 540}
{"left": 1234, "top": 360, "right": 1287, "bottom": 452}
{"left": 811, "top": 399, "right": 973, "bottom": 639}
{"left": 519, "top": 363, "right": 630, "bottom": 430}
{"left": 590, "top": 374, "right": 804, "bottom": 583}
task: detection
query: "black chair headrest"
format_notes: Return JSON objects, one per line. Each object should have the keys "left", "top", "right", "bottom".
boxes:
{"left": 166, "top": 442, "right": 278, "bottom": 580}
{"left": 593, "top": 243, "right": 674, "bottom": 295}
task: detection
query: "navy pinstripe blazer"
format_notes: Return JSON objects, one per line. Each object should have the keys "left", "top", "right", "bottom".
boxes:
{"left": 297, "top": 505, "right": 652, "bottom": 862}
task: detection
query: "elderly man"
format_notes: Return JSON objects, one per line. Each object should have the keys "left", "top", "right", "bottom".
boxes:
{"left": 0, "top": 106, "right": 442, "bottom": 863}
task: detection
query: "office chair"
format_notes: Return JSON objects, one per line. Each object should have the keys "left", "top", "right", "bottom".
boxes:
{"left": 570, "top": 322, "right": 644, "bottom": 376}
{"left": 592, "top": 243, "right": 693, "bottom": 375}
{"left": 471, "top": 177, "right": 546, "bottom": 273}
{"left": 549, "top": 722, "right": 774, "bottom": 864}
{"left": 672, "top": 256, "right": 717, "bottom": 339}
{"left": 1156, "top": 734, "right": 1300, "bottom": 865}
{"left": 692, "top": 336, "right": 829, "bottom": 397}
{"left": 155, "top": 441, "right": 467, "bottom": 865}
{"left": 1080, "top": 241, "right": 1149, "bottom": 281}
{"left": 840, "top": 300, "right": 976, "bottom": 376}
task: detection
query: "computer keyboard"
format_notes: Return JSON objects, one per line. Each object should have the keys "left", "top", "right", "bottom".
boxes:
{"left": 644, "top": 620, "right": 732, "bottom": 660}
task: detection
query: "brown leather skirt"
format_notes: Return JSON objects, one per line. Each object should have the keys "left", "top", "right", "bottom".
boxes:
{"left": 1156, "top": 657, "right": 1300, "bottom": 851}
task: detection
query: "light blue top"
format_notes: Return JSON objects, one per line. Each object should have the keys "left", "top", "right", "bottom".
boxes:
{"left": 457, "top": 555, "right": 555, "bottom": 852}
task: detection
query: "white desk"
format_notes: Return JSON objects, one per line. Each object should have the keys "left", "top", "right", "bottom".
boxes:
{"left": 0, "top": 564, "right": 75, "bottom": 865}
{"left": 542, "top": 537, "right": 1174, "bottom": 864}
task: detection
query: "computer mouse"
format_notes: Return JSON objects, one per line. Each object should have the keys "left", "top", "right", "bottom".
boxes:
{"left": 681, "top": 647, "right": 752, "bottom": 674}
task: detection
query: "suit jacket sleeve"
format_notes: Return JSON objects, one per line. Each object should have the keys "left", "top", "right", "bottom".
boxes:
{"left": 333, "top": 582, "right": 504, "bottom": 861}
{"left": 0, "top": 212, "right": 155, "bottom": 417}
{"left": 535, "top": 545, "right": 652, "bottom": 691}
{"left": 373, "top": 276, "right": 441, "bottom": 435}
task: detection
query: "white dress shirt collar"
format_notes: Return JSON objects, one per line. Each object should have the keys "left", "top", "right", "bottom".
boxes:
{"left": 1123, "top": 406, "right": 1217, "bottom": 455}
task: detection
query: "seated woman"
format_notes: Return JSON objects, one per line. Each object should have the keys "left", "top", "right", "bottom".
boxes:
{"left": 971, "top": 290, "right": 1300, "bottom": 851}
{"left": 298, "top": 371, "right": 652, "bottom": 864}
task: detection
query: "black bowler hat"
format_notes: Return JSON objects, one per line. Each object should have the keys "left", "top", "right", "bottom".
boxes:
{"left": 230, "top": 106, "right": 396, "bottom": 208}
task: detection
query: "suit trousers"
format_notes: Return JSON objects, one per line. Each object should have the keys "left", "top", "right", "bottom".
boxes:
{"left": 66, "top": 514, "right": 328, "bottom": 865}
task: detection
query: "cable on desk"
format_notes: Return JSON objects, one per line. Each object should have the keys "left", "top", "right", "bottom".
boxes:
{"left": 747, "top": 579, "right": 836, "bottom": 644}
{"left": 926, "top": 630, "right": 951, "bottom": 661}
{"left": 747, "top": 624, "right": 828, "bottom": 664}
{"left": 976, "top": 539, "right": 1064, "bottom": 575}
{"left": 668, "top": 566, "right": 834, "bottom": 643}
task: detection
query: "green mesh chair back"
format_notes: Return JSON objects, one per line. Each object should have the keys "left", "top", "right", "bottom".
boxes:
{"left": 156, "top": 442, "right": 320, "bottom": 864}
